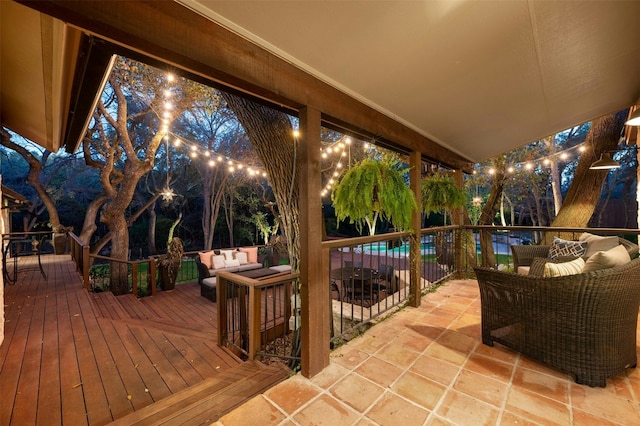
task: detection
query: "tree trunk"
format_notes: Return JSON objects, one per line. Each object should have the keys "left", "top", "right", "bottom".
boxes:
{"left": 548, "top": 112, "right": 627, "bottom": 242}
{"left": 148, "top": 199, "right": 157, "bottom": 255}
{"left": 479, "top": 157, "right": 507, "bottom": 266}
{"left": 1, "top": 129, "right": 61, "bottom": 230}
{"left": 221, "top": 93, "right": 300, "bottom": 271}
{"left": 543, "top": 136, "right": 563, "bottom": 216}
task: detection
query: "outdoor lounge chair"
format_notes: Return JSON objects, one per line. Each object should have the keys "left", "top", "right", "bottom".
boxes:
{"left": 511, "top": 236, "right": 638, "bottom": 274}
{"left": 474, "top": 257, "right": 640, "bottom": 387}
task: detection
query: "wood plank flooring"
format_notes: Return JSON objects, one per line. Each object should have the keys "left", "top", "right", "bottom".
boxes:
{"left": 0, "top": 255, "right": 274, "bottom": 425}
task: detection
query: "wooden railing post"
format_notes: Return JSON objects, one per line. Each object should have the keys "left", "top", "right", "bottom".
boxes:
{"left": 248, "top": 284, "right": 261, "bottom": 360}
{"left": 132, "top": 263, "right": 138, "bottom": 298}
{"left": 148, "top": 257, "right": 157, "bottom": 296}
{"left": 217, "top": 274, "right": 228, "bottom": 347}
{"left": 82, "top": 245, "right": 90, "bottom": 290}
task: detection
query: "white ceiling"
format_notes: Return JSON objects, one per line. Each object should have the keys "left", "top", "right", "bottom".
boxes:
{"left": 180, "top": 0, "right": 640, "bottom": 163}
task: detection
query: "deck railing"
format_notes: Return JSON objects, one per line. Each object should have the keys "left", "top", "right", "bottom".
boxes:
{"left": 216, "top": 270, "right": 301, "bottom": 369}
{"left": 68, "top": 232, "right": 90, "bottom": 288}
{"left": 322, "top": 226, "right": 457, "bottom": 345}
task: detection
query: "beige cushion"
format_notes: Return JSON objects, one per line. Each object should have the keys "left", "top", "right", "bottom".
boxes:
{"left": 239, "top": 246, "right": 258, "bottom": 263}
{"left": 578, "top": 233, "right": 620, "bottom": 258}
{"left": 224, "top": 258, "right": 241, "bottom": 268}
{"left": 234, "top": 251, "right": 249, "bottom": 265}
{"left": 543, "top": 257, "right": 585, "bottom": 277}
{"left": 198, "top": 250, "right": 215, "bottom": 269}
{"left": 517, "top": 266, "right": 530, "bottom": 275}
{"left": 583, "top": 244, "right": 631, "bottom": 272}
{"left": 220, "top": 249, "right": 236, "bottom": 261}
{"left": 212, "top": 255, "right": 226, "bottom": 270}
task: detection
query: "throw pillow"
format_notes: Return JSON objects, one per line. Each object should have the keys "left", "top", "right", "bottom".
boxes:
{"left": 198, "top": 250, "right": 215, "bottom": 269}
{"left": 239, "top": 246, "right": 258, "bottom": 263}
{"left": 583, "top": 244, "right": 631, "bottom": 272}
{"left": 211, "top": 255, "right": 226, "bottom": 270}
{"left": 548, "top": 237, "right": 588, "bottom": 259}
{"left": 224, "top": 258, "right": 240, "bottom": 268}
{"left": 543, "top": 257, "right": 585, "bottom": 277}
{"left": 529, "top": 257, "right": 560, "bottom": 277}
{"left": 235, "top": 251, "right": 249, "bottom": 265}
{"left": 578, "top": 233, "right": 620, "bottom": 258}
{"left": 220, "top": 249, "right": 236, "bottom": 261}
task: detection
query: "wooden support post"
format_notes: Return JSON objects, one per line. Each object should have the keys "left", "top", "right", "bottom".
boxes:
{"left": 216, "top": 273, "right": 228, "bottom": 347}
{"left": 409, "top": 151, "right": 422, "bottom": 308}
{"left": 149, "top": 258, "right": 157, "bottom": 296}
{"left": 298, "top": 106, "right": 328, "bottom": 378}
{"left": 248, "top": 284, "right": 261, "bottom": 360}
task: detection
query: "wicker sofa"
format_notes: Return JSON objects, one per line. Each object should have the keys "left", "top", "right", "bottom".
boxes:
{"left": 474, "top": 257, "right": 640, "bottom": 387}
{"left": 511, "top": 236, "right": 639, "bottom": 274}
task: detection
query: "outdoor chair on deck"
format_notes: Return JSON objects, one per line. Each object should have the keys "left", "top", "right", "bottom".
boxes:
{"left": 474, "top": 257, "right": 640, "bottom": 387}
{"left": 377, "top": 264, "right": 397, "bottom": 293}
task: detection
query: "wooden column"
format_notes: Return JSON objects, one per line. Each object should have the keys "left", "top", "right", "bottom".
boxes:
{"left": 298, "top": 107, "right": 329, "bottom": 377}
{"left": 409, "top": 151, "right": 422, "bottom": 308}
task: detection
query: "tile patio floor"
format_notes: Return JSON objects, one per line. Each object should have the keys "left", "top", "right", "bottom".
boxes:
{"left": 216, "top": 279, "right": 640, "bottom": 425}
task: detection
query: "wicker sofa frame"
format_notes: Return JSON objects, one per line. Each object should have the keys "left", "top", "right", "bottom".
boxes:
{"left": 474, "top": 257, "right": 640, "bottom": 387}
{"left": 511, "top": 237, "right": 638, "bottom": 273}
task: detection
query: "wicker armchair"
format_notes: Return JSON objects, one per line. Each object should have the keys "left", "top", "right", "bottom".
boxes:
{"left": 511, "top": 237, "right": 638, "bottom": 273}
{"left": 474, "top": 257, "right": 640, "bottom": 387}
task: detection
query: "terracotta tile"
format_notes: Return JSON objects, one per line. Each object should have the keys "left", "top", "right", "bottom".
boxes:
{"left": 436, "top": 390, "right": 499, "bottom": 426}
{"left": 570, "top": 382, "right": 640, "bottom": 425}
{"left": 437, "top": 330, "right": 477, "bottom": 351}
{"left": 264, "top": 376, "right": 321, "bottom": 415}
{"left": 353, "top": 417, "right": 378, "bottom": 426}
{"left": 425, "top": 415, "right": 455, "bottom": 425}
{"left": 410, "top": 354, "right": 460, "bottom": 386}
{"left": 391, "top": 371, "right": 446, "bottom": 410}
{"left": 511, "top": 367, "right": 569, "bottom": 404}
{"left": 293, "top": 394, "right": 360, "bottom": 425}
{"left": 218, "top": 395, "right": 285, "bottom": 426}
{"left": 348, "top": 332, "right": 389, "bottom": 355}
{"left": 421, "top": 312, "right": 457, "bottom": 329}
{"left": 453, "top": 369, "right": 509, "bottom": 408}
{"left": 330, "top": 373, "right": 384, "bottom": 412}
{"left": 375, "top": 342, "right": 421, "bottom": 369}
{"left": 354, "top": 356, "right": 403, "bottom": 388}
{"left": 393, "top": 328, "right": 434, "bottom": 352}
{"left": 424, "top": 340, "right": 468, "bottom": 366}
{"left": 572, "top": 409, "right": 622, "bottom": 426}
{"left": 499, "top": 411, "right": 542, "bottom": 426}
{"left": 365, "top": 391, "right": 429, "bottom": 425}
{"left": 331, "top": 347, "right": 370, "bottom": 370}
{"left": 505, "top": 387, "right": 570, "bottom": 425}
{"left": 472, "top": 341, "right": 518, "bottom": 364}
{"left": 310, "top": 363, "right": 351, "bottom": 390}
{"left": 405, "top": 323, "right": 446, "bottom": 342}
{"left": 464, "top": 352, "right": 514, "bottom": 383}
{"left": 516, "top": 355, "right": 568, "bottom": 380}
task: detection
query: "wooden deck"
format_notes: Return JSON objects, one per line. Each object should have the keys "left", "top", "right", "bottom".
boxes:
{"left": 1, "top": 255, "right": 290, "bottom": 425}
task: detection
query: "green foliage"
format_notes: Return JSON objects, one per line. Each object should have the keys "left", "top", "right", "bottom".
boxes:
{"left": 421, "top": 173, "right": 466, "bottom": 215}
{"left": 331, "top": 156, "right": 417, "bottom": 234}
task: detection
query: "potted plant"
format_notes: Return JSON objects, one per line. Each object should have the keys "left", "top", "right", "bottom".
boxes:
{"left": 51, "top": 224, "right": 71, "bottom": 255}
{"left": 158, "top": 237, "right": 184, "bottom": 291}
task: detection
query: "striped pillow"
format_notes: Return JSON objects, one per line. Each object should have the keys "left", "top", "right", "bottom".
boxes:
{"left": 543, "top": 257, "right": 585, "bottom": 277}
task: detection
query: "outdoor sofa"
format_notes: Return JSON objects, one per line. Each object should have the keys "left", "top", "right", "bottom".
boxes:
{"left": 474, "top": 239, "right": 640, "bottom": 387}
{"left": 194, "top": 247, "right": 291, "bottom": 301}
{"left": 511, "top": 235, "right": 638, "bottom": 275}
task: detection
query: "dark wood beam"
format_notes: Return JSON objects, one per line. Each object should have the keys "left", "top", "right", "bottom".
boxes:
{"left": 18, "top": 0, "right": 473, "bottom": 172}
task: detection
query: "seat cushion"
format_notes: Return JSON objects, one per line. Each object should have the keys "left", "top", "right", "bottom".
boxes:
{"left": 269, "top": 265, "right": 292, "bottom": 273}
{"left": 583, "top": 244, "right": 632, "bottom": 272}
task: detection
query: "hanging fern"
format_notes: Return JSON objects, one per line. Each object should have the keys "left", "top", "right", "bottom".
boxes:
{"left": 332, "top": 156, "right": 418, "bottom": 234}
{"left": 421, "top": 173, "right": 467, "bottom": 215}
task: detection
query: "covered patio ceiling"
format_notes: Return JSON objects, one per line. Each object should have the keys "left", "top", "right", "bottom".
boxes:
{"left": 2, "top": 1, "right": 640, "bottom": 166}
